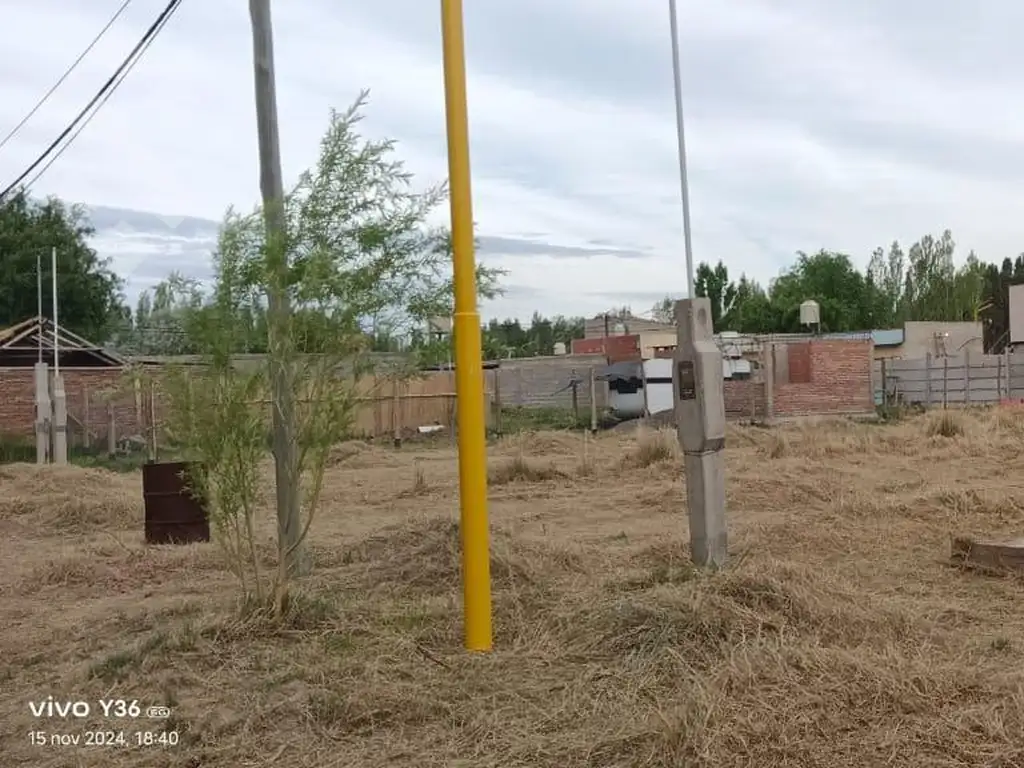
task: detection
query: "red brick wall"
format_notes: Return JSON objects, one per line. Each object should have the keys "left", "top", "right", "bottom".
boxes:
{"left": 0, "top": 367, "right": 152, "bottom": 443}
{"left": 570, "top": 335, "right": 641, "bottom": 362}
{"left": 773, "top": 340, "right": 874, "bottom": 417}
{"left": 723, "top": 379, "right": 766, "bottom": 420}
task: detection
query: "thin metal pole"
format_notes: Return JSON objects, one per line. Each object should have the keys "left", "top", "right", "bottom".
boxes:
{"left": 51, "top": 246, "right": 59, "bottom": 375}
{"left": 668, "top": 0, "right": 696, "bottom": 298}
{"left": 36, "top": 250, "right": 42, "bottom": 362}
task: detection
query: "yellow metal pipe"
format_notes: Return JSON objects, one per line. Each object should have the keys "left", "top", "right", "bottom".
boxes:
{"left": 439, "top": 0, "right": 492, "bottom": 652}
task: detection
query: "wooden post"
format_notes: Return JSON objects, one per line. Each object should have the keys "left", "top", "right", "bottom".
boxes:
{"left": 589, "top": 367, "right": 598, "bottom": 434}
{"left": 1007, "top": 346, "right": 1014, "bottom": 401}
{"left": 133, "top": 374, "right": 143, "bottom": 425}
{"left": 82, "top": 385, "right": 91, "bottom": 449}
{"left": 392, "top": 376, "right": 401, "bottom": 448}
{"left": 964, "top": 350, "right": 971, "bottom": 406}
{"left": 106, "top": 402, "right": 116, "bottom": 456}
{"left": 880, "top": 358, "right": 888, "bottom": 409}
{"left": 942, "top": 356, "right": 948, "bottom": 409}
{"left": 925, "top": 353, "right": 933, "bottom": 406}
{"left": 998, "top": 355, "right": 1004, "bottom": 401}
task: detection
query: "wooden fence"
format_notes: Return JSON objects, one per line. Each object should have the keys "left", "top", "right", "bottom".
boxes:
{"left": 68, "top": 368, "right": 496, "bottom": 455}
{"left": 351, "top": 369, "right": 494, "bottom": 438}
{"left": 876, "top": 352, "right": 1024, "bottom": 407}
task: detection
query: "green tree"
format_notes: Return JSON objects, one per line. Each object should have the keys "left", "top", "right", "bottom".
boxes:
{"left": 866, "top": 241, "right": 906, "bottom": 327}
{"left": 728, "top": 276, "right": 775, "bottom": 333}
{"left": 694, "top": 260, "right": 737, "bottom": 328}
{"left": 0, "top": 191, "right": 126, "bottom": 341}
{"left": 769, "top": 250, "right": 874, "bottom": 332}
{"left": 163, "top": 93, "right": 505, "bottom": 603}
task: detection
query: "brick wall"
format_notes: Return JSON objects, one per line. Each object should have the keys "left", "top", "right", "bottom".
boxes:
{"left": 0, "top": 366, "right": 152, "bottom": 443}
{"left": 772, "top": 339, "right": 874, "bottom": 417}
{"left": 724, "top": 379, "right": 766, "bottom": 420}
{"left": 570, "top": 335, "right": 641, "bottom": 363}
{"left": 496, "top": 354, "right": 608, "bottom": 409}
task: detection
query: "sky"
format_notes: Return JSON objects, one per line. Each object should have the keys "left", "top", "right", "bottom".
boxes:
{"left": 4, "top": 1, "right": 1024, "bottom": 323}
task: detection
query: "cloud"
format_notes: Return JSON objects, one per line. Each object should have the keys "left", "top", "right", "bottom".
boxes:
{"left": 3, "top": 0, "right": 1024, "bottom": 322}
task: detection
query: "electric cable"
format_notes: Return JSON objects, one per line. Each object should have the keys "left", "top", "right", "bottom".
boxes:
{"left": 23, "top": 2, "right": 180, "bottom": 192}
{"left": 0, "top": 0, "right": 183, "bottom": 202}
{"left": 0, "top": 0, "right": 136, "bottom": 153}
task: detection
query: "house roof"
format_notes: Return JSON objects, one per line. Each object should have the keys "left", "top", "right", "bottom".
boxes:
{"left": 0, "top": 316, "right": 125, "bottom": 367}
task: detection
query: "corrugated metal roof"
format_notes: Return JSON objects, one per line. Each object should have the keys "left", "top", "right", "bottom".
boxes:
{"left": 871, "top": 329, "right": 904, "bottom": 347}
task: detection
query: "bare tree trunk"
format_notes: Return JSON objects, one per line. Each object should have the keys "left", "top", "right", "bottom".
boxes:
{"left": 248, "top": 0, "right": 308, "bottom": 580}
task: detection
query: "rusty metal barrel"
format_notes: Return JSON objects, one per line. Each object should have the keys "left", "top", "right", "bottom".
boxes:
{"left": 142, "top": 461, "right": 210, "bottom": 545}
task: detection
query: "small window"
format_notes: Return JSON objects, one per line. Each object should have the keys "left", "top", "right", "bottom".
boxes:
{"left": 610, "top": 378, "right": 642, "bottom": 394}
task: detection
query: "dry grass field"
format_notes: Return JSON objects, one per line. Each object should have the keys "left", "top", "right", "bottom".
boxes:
{"left": 3, "top": 409, "right": 1024, "bottom": 767}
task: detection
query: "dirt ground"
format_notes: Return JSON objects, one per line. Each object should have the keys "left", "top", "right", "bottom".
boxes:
{"left": 2, "top": 409, "right": 1024, "bottom": 767}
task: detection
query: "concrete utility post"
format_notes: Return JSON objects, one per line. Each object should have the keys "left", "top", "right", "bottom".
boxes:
{"left": 248, "top": 0, "right": 307, "bottom": 575}
{"left": 673, "top": 298, "right": 727, "bottom": 566}
{"left": 667, "top": 0, "right": 727, "bottom": 567}
{"left": 34, "top": 362, "right": 51, "bottom": 464}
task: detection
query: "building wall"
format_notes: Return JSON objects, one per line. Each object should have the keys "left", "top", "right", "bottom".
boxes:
{"left": 723, "top": 379, "right": 766, "bottom": 420}
{"left": 901, "top": 321, "right": 983, "bottom": 358}
{"left": 495, "top": 354, "right": 608, "bottom": 410}
{"left": 570, "top": 335, "right": 641, "bottom": 363}
{"left": 0, "top": 366, "right": 147, "bottom": 443}
{"left": 770, "top": 339, "right": 874, "bottom": 417}
{"left": 873, "top": 344, "right": 904, "bottom": 360}
{"left": 637, "top": 329, "right": 677, "bottom": 359}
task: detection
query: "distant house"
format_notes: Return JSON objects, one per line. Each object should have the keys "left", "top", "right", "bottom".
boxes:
{"left": 583, "top": 314, "right": 673, "bottom": 340}
{"left": 0, "top": 316, "right": 124, "bottom": 368}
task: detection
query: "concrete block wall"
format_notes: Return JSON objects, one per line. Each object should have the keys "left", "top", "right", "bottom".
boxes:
{"left": 495, "top": 354, "right": 608, "bottom": 410}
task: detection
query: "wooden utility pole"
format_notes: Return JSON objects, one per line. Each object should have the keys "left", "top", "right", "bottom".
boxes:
{"left": 248, "top": 0, "right": 306, "bottom": 577}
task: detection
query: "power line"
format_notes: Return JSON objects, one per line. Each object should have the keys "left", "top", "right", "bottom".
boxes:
{"left": 23, "top": 3, "right": 179, "bottom": 192}
{"left": 0, "top": 0, "right": 183, "bottom": 202}
{"left": 0, "top": 0, "right": 136, "bottom": 154}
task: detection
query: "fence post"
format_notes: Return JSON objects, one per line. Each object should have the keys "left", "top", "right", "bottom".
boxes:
{"left": 1007, "top": 346, "right": 1014, "bottom": 401}
{"left": 107, "top": 402, "right": 116, "bottom": 456}
{"left": 998, "top": 355, "right": 1004, "bottom": 401}
{"left": 133, "top": 373, "right": 143, "bottom": 426}
{"left": 925, "top": 353, "right": 933, "bottom": 406}
{"left": 964, "top": 349, "right": 971, "bottom": 405}
{"left": 880, "top": 358, "right": 888, "bottom": 409}
{"left": 493, "top": 368, "right": 503, "bottom": 436}
{"left": 589, "top": 367, "right": 598, "bottom": 434}
{"left": 392, "top": 376, "right": 401, "bottom": 448}
{"left": 82, "top": 385, "right": 91, "bottom": 449}
{"left": 942, "top": 356, "right": 948, "bottom": 409}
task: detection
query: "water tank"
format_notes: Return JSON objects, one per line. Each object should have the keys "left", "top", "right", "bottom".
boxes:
{"left": 553, "top": 342, "right": 566, "bottom": 355}
{"left": 799, "top": 300, "right": 820, "bottom": 327}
